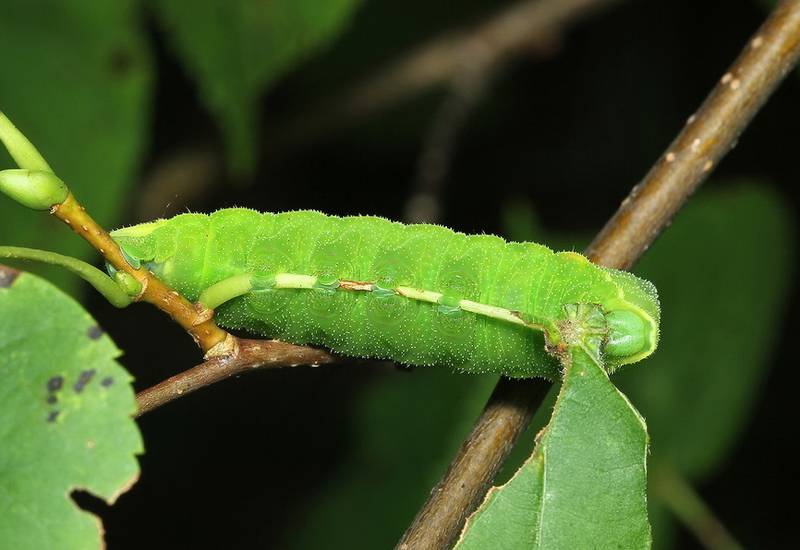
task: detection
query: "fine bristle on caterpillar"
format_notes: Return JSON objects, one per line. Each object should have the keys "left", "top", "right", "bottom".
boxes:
{"left": 110, "top": 208, "right": 660, "bottom": 379}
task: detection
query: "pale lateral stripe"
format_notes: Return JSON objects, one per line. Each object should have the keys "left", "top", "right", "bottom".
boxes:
{"left": 396, "top": 286, "right": 443, "bottom": 304}
{"left": 458, "top": 299, "right": 527, "bottom": 327}
{"left": 274, "top": 273, "right": 317, "bottom": 289}
{"left": 266, "top": 273, "right": 547, "bottom": 334}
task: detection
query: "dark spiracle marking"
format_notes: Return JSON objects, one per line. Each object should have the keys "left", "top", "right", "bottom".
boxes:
{"left": 109, "top": 48, "right": 133, "bottom": 76}
{"left": 47, "top": 395, "right": 57, "bottom": 405}
{"left": 0, "top": 265, "right": 20, "bottom": 287}
{"left": 47, "top": 410, "right": 60, "bottom": 423}
{"left": 74, "top": 369, "right": 97, "bottom": 393}
{"left": 101, "top": 376, "right": 114, "bottom": 388}
{"left": 47, "top": 375, "right": 64, "bottom": 393}
{"left": 87, "top": 325, "right": 104, "bottom": 340}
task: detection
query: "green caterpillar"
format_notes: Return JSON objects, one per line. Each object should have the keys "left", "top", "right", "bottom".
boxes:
{"left": 110, "top": 209, "right": 659, "bottom": 379}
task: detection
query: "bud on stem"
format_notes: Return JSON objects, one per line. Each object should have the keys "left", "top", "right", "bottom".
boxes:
{"left": 0, "top": 111, "right": 51, "bottom": 172}
{"left": 0, "top": 169, "right": 68, "bottom": 210}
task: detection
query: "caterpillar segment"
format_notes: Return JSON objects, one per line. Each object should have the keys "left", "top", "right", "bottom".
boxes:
{"left": 110, "top": 208, "right": 660, "bottom": 380}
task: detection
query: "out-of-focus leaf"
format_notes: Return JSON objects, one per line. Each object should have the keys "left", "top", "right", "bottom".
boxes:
{"left": 616, "top": 183, "right": 793, "bottom": 479}
{"left": 150, "top": 0, "right": 361, "bottom": 174}
{"left": 501, "top": 197, "right": 544, "bottom": 244}
{"left": 285, "top": 367, "right": 497, "bottom": 550}
{"left": 0, "top": 266, "right": 142, "bottom": 549}
{"left": 456, "top": 346, "right": 650, "bottom": 550}
{"left": 0, "top": 1, "right": 152, "bottom": 293}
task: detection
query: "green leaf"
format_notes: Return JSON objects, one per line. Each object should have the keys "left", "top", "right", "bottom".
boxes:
{"left": 150, "top": 0, "right": 361, "bottom": 174}
{"left": 456, "top": 347, "right": 650, "bottom": 549}
{"left": 0, "top": 1, "right": 152, "bottom": 293}
{"left": 456, "top": 454, "right": 545, "bottom": 550}
{"left": 0, "top": 266, "right": 142, "bottom": 549}
{"left": 616, "top": 182, "right": 793, "bottom": 479}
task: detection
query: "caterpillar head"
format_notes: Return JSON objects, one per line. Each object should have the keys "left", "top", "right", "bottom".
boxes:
{"left": 602, "top": 269, "right": 660, "bottom": 370}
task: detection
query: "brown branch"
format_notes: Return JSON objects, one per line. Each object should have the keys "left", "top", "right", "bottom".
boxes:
{"left": 51, "top": 193, "right": 228, "bottom": 353}
{"left": 135, "top": 339, "right": 337, "bottom": 417}
{"left": 277, "top": 0, "right": 623, "bottom": 147}
{"left": 397, "top": 1, "right": 800, "bottom": 548}
{"left": 585, "top": 3, "right": 800, "bottom": 268}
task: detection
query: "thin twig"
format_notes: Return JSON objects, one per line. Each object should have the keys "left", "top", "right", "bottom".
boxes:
{"left": 585, "top": 2, "right": 800, "bottom": 268}
{"left": 397, "top": 2, "right": 800, "bottom": 548}
{"left": 278, "top": 0, "right": 622, "bottom": 147}
{"left": 136, "top": 339, "right": 337, "bottom": 417}
{"left": 0, "top": 246, "right": 133, "bottom": 307}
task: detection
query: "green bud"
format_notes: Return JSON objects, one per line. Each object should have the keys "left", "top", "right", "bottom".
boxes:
{"left": 0, "top": 169, "right": 69, "bottom": 210}
{"left": 0, "top": 111, "right": 52, "bottom": 172}
{"left": 114, "top": 271, "right": 143, "bottom": 297}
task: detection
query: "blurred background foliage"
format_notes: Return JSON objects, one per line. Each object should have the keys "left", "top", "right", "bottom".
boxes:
{"left": 1, "top": 0, "right": 798, "bottom": 548}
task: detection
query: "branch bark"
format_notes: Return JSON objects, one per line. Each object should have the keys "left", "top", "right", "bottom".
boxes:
{"left": 52, "top": 194, "right": 228, "bottom": 353}
{"left": 136, "top": 339, "right": 336, "bottom": 417}
{"left": 397, "top": 1, "right": 800, "bottom": 548}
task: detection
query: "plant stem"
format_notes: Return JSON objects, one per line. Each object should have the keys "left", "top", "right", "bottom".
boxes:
{"left": 135, "top": 339, "right": 337, "bottom": 416}
{"left": 0, "top": 246, "right": 131, "bottom": 307}
{"left": 51, "top": 193, "right": 228, "bottom": 354}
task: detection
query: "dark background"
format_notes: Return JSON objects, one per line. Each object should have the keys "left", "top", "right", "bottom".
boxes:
{"left": 14, "top": 0, "right": 798, "bottom": 548}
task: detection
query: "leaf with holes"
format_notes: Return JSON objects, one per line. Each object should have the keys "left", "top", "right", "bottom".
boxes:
{"left": 0, "top": 266, "right": 142, "bottom": 549}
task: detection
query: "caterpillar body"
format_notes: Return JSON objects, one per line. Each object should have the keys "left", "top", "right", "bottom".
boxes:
{"left": 110, "top": 209, "right": 659, "bottom": 379}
